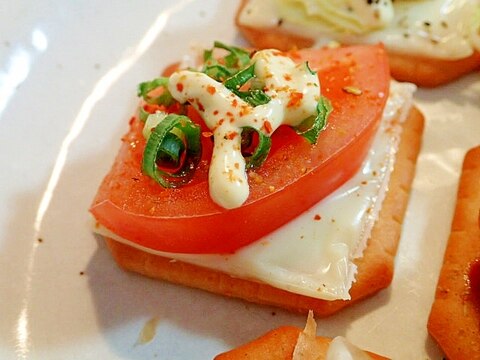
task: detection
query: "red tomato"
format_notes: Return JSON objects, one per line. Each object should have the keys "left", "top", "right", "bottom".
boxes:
{"left": 90, "top": 45, "right": 390, "bottom": 254}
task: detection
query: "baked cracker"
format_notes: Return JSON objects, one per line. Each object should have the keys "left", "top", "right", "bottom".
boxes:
{"left": 428, "top": 146, "right": 480, "bottom": 359}
{"left": 103, "top": 106, "right": 424, "bottom": 317}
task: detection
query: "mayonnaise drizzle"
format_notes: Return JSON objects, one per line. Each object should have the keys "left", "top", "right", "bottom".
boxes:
{"left": 168, "top": 50, "right": 320, "bottom": 208}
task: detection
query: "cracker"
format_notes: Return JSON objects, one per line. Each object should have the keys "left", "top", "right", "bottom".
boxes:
{"left": 213, "top": 326, "right": 388, "bottom": 359}
{"left": 428, "top": 146, "right": 480, "bottom": 359}
{"left": 235, "top": 0, "right": 480, "bottom": 87}
{"left": 103, "top": 106, "right": 424, "bottom": 317}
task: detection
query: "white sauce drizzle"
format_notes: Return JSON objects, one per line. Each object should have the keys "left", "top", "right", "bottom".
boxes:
{"left": 168, "top": 50, "right": 319, "bottom": 209}
{"left": 96, "top": 81, "right": 415, "bottom": 301}
{"left": 239, "top": 0, "right": 480, "bottom": 60}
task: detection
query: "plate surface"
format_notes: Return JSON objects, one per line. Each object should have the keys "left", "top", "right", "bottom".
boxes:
{"left": 1, "top": 1, "right": 479, "bottom": 359}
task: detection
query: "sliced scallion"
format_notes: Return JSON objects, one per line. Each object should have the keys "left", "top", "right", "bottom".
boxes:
{"left": 142, "top": 112, "right": 167, "bottom": 140}
{"left": 212, "top": 41, "right": 250, "bottom": 69}
{"left": 294, "top": 96, "right": 332, "bottom": 144}
{"left": 241, "top": 127, "right": 272, "bottom": 169}
{"left": 202, "top": 41, "right": 251, "bottom": 81}
{"left": 223, "top": 64, "right": 271, "bottom": 107}
{"left": 142, "top": 114, "right": 201, "bottom": 188}
{"left": 137, "top": 77, "right": 174, "bottom": 106}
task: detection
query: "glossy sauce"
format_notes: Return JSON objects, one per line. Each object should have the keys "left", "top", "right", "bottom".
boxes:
{"left": 168, "top": 50, "right": 319, "bottom": 209}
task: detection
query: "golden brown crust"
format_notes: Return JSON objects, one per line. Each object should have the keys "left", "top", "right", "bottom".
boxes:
{"left": 388, "top": 52, "right": 480, "bottom": 88}
{"left": 428, "top": 146, "right": 480, "bottom": 360}
{"left": 213, "top": 326, "right": 388, "bottom": 359}
{"left": 235, "top": 0, "right": 480, "bottom": 87}
{"left": 103, "top": 106, "right": 424, "bottom": 317}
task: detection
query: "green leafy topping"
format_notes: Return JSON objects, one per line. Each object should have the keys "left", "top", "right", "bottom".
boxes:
{"left": 305, "top": 61, "right": 316, "bottom": 75}
{"left": 137, "top": 77, "right": 174, "bottom": 106}
{"left": 241, "top": 127, "right": 272, "bottom": 169}
{"left": 215, "top": 41, "right": 250, "bottom": 68}
{"left": 223, "top": 64, "right": 271, "bottom": 107}
{"left": 142, "top": 114, "right": 201, "bottom": 188}
{"left": 139, "top": 106, "right": 151, "bottom": 122}
{"left": 238, "top": 89, "right": 271, "bottom": 107}
{"left": 202, "top": 41, "right": 251, "bottom": 81}
{"left": 294, "top": 96, "right": 332, "bottom": 144}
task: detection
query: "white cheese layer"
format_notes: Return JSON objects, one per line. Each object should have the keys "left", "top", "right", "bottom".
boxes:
{"left": 239, "top": 0, "right": 480, "bottom": 60}
{"left": 96, "top": 81, "right": 415, "bottom": 301}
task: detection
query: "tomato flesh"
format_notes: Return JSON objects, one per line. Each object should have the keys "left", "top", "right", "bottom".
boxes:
{"left": 91, "top": 45, "right": 390, "bottom": 254}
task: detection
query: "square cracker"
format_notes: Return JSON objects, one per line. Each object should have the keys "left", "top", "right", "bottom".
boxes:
{"left": 102, "top": 106, "right": 424, "bottom": 317}
{"left": 428, "top": 146, "right": 480, "bottom": 359}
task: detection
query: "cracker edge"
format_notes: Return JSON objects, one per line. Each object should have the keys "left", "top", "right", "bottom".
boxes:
{"left": 428, "top": 146, "right": 480, "bottom": 359}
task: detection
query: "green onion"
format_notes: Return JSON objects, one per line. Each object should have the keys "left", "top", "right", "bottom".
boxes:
{"left": 305, "top": 61, "right": 316, "bottom": 75}
{"left": 223, "top": 64, "right": 271, "bottom": 107}
{"left": 139, "top": 106, "right": 151, "bottom": 122}
{"left": 241, "top": 127, "right": 272, "bottom": 169}
{"left": 223, "top": 63, "right": 255, "bottom": 90}
{"left": 142, "top": 114, "right": 202, "bottom": 188}
{"left": 137, "top": 77, "right": 174, "bottom": 106}
{"left": 142, "top": 112, "right": 167, "bottom": 139}
{"left": 294, "top": 96, "right": 332, "bottom": 144}
{"left": 203, "top": 64, "right": 235, "bottom": 82}
{"left": 202, "top": 41, "right": 251, "bottom": 81}
{"left": 212, "top": 41, "right": 250, "bottom": 69}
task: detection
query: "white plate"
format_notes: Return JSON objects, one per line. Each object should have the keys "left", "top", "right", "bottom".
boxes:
{"left": 1, "top": 1, "right": 479, "bottom": 359}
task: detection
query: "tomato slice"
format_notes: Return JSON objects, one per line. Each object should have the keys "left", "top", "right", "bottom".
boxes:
{"left": 90, "top": 45, "right": 390, "bottom": 254}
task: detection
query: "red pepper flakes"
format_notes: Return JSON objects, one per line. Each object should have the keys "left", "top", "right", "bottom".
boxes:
{"left": 197, "top": 100, "right": 205, "bottom": 112}
{"left": 207, "top": 85, "right": 216, "bottom": 95}
{"left": 143, "top": 104, "right": 161, "bottom": 114}
{"left": 314, "top": 214, "right": 321, "bottom": 221}
{"left": 129, "top": 116, "right": 136, "bottom": 125}
{"left": 231, "top": 99, "right": 238, "bottom": 107}
{"left": 287, "top": 92, "right": 303, "bottom": 108}
{"left": 176, "top": 83, "right": 184, "bottom": 92}
{"left": 225, "top": 131, "right": 238, "bottom": 140}
{"left": 283, "top": 74, "right": 292, "bottom": 81}
{"left": 226, "top": 111, "right": 233, "bottom": 117}
{"left": 202, "top": 131, "right": 213, "bottom": 137}
{"left": 262, "top": 120, "right": 273, "bottom": 134}
{"left": 213, "top": 110, "right": 219, "bottom": 115}
{"left": 239, "top": 105, "right": 252, "bottom": 116}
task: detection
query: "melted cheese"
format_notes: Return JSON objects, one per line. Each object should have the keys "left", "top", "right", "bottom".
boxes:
{"left": 239, "top": 0, "right": 480, "bottom": 60}
{"left": 96, "top": 81, "right": 415, "bottom": 301}
{"left": 277, "top": 0, "right": 394, "bottom": 34}
{"left": 168, "top": 50, "right": 319, "bottom": 209}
